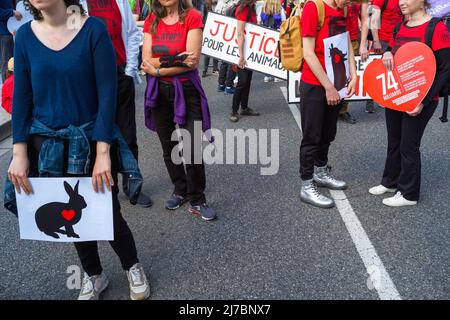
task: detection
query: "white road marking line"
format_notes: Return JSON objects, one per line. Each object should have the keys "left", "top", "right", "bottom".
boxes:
{"left": 280, "top": 86, "right": 402, "bottom": 300}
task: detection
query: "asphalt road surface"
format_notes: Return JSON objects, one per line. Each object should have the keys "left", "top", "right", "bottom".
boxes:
{"left": 0, "top": 66, "right": 449, "bottom": 300}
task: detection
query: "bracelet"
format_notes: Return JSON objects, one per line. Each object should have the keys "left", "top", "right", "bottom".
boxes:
{"left": 156, "top": 68, "right": 160, "bottom": 77}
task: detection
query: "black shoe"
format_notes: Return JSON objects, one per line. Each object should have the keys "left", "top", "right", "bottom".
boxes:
{"left": 339, "top": 112, "right": 357, "bottom": 124}
{"left": 365, "top": 101, "right": 375, "bottom": 113}
{"left": 126, "top": 190, "right": 153, "bottom": 208}
{"left": 239, "top": 107, "right": 260, "bottom": 116}
{"left": 165, "top": 194, "right": 188, "bottom": 210}
{"left": 229, "top": 112, "right": 239, "bottom": 122}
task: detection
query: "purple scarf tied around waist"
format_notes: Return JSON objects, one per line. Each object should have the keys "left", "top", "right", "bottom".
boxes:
{"left": 144, "top": 69, "right": 213, "bottom": 142}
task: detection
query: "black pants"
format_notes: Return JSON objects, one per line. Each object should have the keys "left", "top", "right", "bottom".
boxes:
{"left": 218, "top": 61, "right": 236, "bottom": 88}
{"left": 381, "top": 101, "right": 438, "bottom": 201}
{"left": 29, "top": 135, "right": 139, "bottom": 276}
{"left": 0, "top": 34, "right": 13, "bottom": 83}
{"left": 203, "top": 56, "right": 218, "bottom": 73}
{"left": 151, "top": 80, "right": 206, "bottom": 205}
{"left": 232, "top": 68, "right": 253, "bottom": 113}
{"left": 299, "top": 81, "right": 342, "bottom": 180}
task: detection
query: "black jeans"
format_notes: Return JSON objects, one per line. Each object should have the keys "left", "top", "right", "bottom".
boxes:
{"left": 218, "top": 61, "right": 236, "bottom": 88}
{"left": 232, "top": 68, "right": 253, "bottom": 113}
{"left": 203, "top": 56, "right": 219, "bottom": 73}
{"left": 151, "top": 80, "right": 206, "bottom": 205}
{"left": 299, "top": 81, "right": 342, "bottom": 180}
{"left": 0, "top": 34, "right": 14, "bottom": 83}
{"left": 29, "top": 135, "right": 139, "bottom": 276}
{"left": 381, "top": 101, "right": 438, "bottom": 201}
{"left": 116, "top": 67, "right": 139, "bottom": 191}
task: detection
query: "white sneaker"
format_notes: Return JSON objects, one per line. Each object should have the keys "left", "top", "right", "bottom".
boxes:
{"left": 264, "top": 76, "right": 272, "bottom": 82}
{"left": 126, "top": 263, "right": 150, "bottom": 300}
{"left": 78, "top": 272, "right": 109, "bottom": 300}
{"left": 382, "top": 192, "right": 417, "bottom": 207}
{"left": 274, "top": 78, "right": 283, "bottom": 83}
{"left": 369, "top": 185, "right": 396, "bottom": 195}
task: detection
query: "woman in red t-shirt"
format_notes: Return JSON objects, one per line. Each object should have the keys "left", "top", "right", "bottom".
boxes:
{"left": 369, "top": 0, "right": 450, "bottom": 207}
{"left": 141, "top": 0, "right": 216, "bottom": 221}
{"left": 230, "top": 0, "right": 261, "bottom": 122}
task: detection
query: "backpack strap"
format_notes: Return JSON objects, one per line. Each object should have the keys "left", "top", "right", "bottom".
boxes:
{"left": 310, "top": 0, "right": 325, "bottom": 30}
{"left": 381, "top": 0, "right": 388, "bottom": 14}
{"left": 425, "top": 17, "right": 441, "bottom": 49}
{"left": 393, "top": 21, "right": 402, "bottom": 42}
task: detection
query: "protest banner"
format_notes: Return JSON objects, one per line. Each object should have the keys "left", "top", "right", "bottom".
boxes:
{"left": 287, "top": 55, "right": 382, "bottom": 104}
{"left": 363, "top": 42, "right": 436, "bottom": 112}
{"left": 202, "top": 12, "right": 287, "bottom": 80}
{"left": 16, "top": 178, "right": 113, "bottom": 242}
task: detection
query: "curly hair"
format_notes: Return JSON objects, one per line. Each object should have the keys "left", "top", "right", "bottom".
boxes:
{"left": 23, "top": 0, "right": 86, "bottom": 20}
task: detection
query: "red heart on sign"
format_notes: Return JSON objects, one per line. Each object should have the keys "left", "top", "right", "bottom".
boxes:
{"left": 61, "top": 209, "right": 75, "bottom": 221}
{"left": 363, "top": 42, "right": 436, "bottom": 112}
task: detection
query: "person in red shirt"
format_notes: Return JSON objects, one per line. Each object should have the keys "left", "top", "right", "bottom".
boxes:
{"left": 369, "top": 0, "right": 450, "bottom": 207}
{"left": 230, "top": 0, "right": 260, "bottom": 122}
{"left": 371, "top": 0, "right": 403, "bottom": 52}
{"left": 1, "top": 57, "right": 13, "bottom": 114}
{"left": 141, "top": 0, "right": 217, "bottom": 221}
{"left": 299, "top": 0, "right": 358, "bottom": 209}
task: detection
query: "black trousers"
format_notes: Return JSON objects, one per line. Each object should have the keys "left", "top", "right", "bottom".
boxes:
{"left": 29, "top": 135, "right": 139, "bottom": 277}
{"left": 0, "top": 34, "right": 13, "bottom": 83}
{"left": 151, "top": 80, "right": 206, "bottom": 205}
{"left": 381, "top": 101, "right": 438, "bottom": 201}
{"left": 203, "top": 56, "right": 219, "bottom": 73}
{"left": 116, "top": 67, "right": 139, "bottom": 191}
{"left": 218, "top": 61, "right": 236, "bottom": 88}
{"left": 232, "top": 68, "right": 253, "bottom": 113}
{"left": 299, "top": 81, "right": 342, "bottom": 181}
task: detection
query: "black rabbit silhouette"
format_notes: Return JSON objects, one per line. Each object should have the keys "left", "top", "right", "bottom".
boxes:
{"left": 35, "top": 180, "right": 87, "bottom": 239}
{"left": 329, "top": 43, "right": 348, "bottom": 91}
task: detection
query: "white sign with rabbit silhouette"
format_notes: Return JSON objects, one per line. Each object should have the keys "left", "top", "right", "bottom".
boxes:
{"left": 16, "top": 178, "right": 113, "bottom": 242}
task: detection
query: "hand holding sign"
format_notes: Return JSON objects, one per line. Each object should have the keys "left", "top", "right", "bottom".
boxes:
{"left": 7, "top": 1, "right": 33, "bottom": 36}
{"left": 363, "top": 42, "right": 436, "bottom": 112}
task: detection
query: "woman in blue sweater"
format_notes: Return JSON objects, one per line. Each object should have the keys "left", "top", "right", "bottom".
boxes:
{"left": 7, "top": 0, "right": 150, "bottom": 300}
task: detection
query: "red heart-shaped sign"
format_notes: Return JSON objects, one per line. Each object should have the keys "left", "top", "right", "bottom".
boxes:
{"left": 61, "top": 209, "right": 75, "bottom": 221}
{"left": 363, "top": 42, "right": 436, "bottom": 112}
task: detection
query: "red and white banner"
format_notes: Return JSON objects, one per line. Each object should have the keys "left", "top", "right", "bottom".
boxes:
{"left": 202, "top": 12, "right": 287, "bottom": 80}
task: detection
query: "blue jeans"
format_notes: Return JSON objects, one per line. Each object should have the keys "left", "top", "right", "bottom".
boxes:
{"left": 0, "top": 34, "right": 13, "bottom": 83}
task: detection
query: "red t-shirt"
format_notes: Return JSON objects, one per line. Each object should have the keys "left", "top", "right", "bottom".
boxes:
{"left": 87, "top": 0, "right": 127, "bottom": 66}
{"left": 300, "top": 1, "right": 348, "bottom": 86}
{"left": 389, "top": 20, "right": 450, "bottom": 100}
{"left": 346, "top": 4, "right": 361, "bottom": 41}
{"left": 143, "top": 9, "right": 203, "bottom": 81}
{"left": 235, "top": 5, "right": 257, "bottom": 24}
{"left": 1, "top": 74, "right": 13, "bottom": 114}
{"left": 372, "top": 0, "right": 403, "bottom": 43}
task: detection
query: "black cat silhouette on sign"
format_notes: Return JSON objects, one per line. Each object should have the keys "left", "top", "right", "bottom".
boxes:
{"left": 35, "top": 181, "right": 86, "bottom": 239}
{"left": 16, "top": 178, "right": 113, "bottom": 242}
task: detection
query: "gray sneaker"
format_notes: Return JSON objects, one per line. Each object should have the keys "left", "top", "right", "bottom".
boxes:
{"left": 78, "top": 272, "right": 109, "bottom": 300}
{"left": 301, "top": 179, "right": 335, "bottom": 208}
{"left": 313, "top": 165, "right": 347, "bottom": 190}
{"left": 126, "top": 263, "right": 150, "bottom": 300}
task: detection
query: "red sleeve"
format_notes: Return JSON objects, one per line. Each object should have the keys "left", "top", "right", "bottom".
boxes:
{"left": 143, "top": 14, "right": 154, "bottom": 34}
{"left": 372, "top": 0, "right": 383, "bottom": 10}
{"left": 431, "top": 22, "right": 450, "bottom": 52}
{"left": 301, "top": 1, "right": 319, "bottom": 37}
{"left": 186, "top": 9, "right": 204, "bottom": 30}
{"left": 1, "top": 77, "right": 13, "bottom": 114}
{"left": 235, "top": 6, "right": 250, "bottom": 21}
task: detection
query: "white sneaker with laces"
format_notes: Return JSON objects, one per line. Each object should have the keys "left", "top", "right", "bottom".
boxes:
{"left": 369, "top": 185, "right": 396, "bottom": 195}
{"left": 126, "top": 263, "right": 150, "bottom": 300}
{"left": 77, "top": 272, "right": 109, "bottom": 300}
{"left": 382, "top": 192, "right": 417, "bottom": 207}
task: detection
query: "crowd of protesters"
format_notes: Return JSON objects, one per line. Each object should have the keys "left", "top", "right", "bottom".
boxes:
{"left": 1, "top": 0, "right": 450, "bottom": 300}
